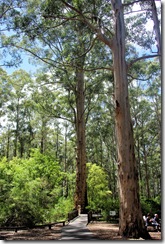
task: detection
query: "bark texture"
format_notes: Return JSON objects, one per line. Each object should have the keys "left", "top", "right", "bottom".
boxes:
{"left": 111, "top": 0, "right": 151, "bottom": 239}
{"left": 74, "top": 64, "right": 87, "bottom": 213}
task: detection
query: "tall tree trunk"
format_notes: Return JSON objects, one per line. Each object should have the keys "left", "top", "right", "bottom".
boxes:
{"left": 19, "top": 138, "right": 24, "bottom": 158}
{"left": 55, "top": 123, "right": 59, "bottom": 159}
{"left": 14, "top": 102, "right": 19, "bottom": 157}
{"left": 111, "top": 0, "right": 150, "bottom": 239}
{"left": 136, "top": 136, "right": 143, "bottom": 195}
{"left": 74, "top": 65, "right": 88, "bottom": 213}
{"left": 143, "top": 144, "right": 150, "bottom": 199}
{"left": 63, "top": 122, "right": 68, "bottom": 197}
{"left": 6, "top": 129, "right": 10, "bottom": 160}
{"left": 40, "top": 118, "right": 47, "bottom": 154}
{"left": 151, "top": 0, "right": 161, "bottom": 65}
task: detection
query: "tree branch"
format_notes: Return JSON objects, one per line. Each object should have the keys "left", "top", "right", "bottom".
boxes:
{"left": 127, "top": 73, "right": 153, "bottom": 83}
{"left": 78, "top": 36, "right": 98, "bottom": 57}
{"left": 83, "top": 66, "right": 113, "bottom": 72}
{"left": 123, "top": 0, "right": 160, "bottom": 8}
{"left": 9, "top": 41, "right": 113, "bottom": 73}
{"left": 60, "top": 0, "right": 113, "bottom": 48}
{"left": 127, "top": 54, "right": 160, "bottom": 69}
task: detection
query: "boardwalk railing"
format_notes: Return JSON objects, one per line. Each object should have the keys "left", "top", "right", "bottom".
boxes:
{"left": 68, "top": 210, "right": 78, "bottom": 222}
{"left": 0, "top": 221, "right": 66, "bottom": 233}
{"left": 87, "top": 210, "right": 93, "bottom": 224}
{"left": 87, "top": 210, "right": 103, "bottom": 224}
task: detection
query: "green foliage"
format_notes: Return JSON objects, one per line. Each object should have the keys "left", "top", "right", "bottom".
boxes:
{"left": 50, "top": 197, "right": 74, "bottom": 222}
{"left": 86, "top": 163, "right": 112, "bottom": 212}
{"left": 104, "top": 198, "right": 119, "bottom": 222}
{"left": 140, "top": 197, "right": 161, "bottom": 218}
{"left": 0, "top": 150, "right": 67, "bottom": 226}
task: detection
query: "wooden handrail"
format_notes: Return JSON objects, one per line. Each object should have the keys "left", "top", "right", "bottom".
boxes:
{"left": 0, "top": 220, "right": 66, "bottom": 232}
{"left": 68, "top": 210, "right": 78, "bottom": 222}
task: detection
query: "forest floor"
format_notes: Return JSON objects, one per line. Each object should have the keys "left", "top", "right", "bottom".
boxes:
{"left": 0, "top": 224, "right": 62, "bottom": 241}
{"left": 0, "top": 221, "right": 162, "bottom": 241}
{"left": 87, "top": 221, "right": 162, "bottom": 241}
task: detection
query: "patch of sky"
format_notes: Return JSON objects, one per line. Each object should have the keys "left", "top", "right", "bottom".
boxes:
{"left": 4, "top": 52, "right": 43, "bottom": 75}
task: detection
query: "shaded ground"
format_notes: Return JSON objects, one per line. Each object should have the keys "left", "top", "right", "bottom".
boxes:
{"left": 0, "top": 221, "right": 161, "bottom": 240}
{"left": 87, "top": 221, "right": 162, "bottom": 241}
{"left": 0, "top": 224, "right": 62, "bottom": 240}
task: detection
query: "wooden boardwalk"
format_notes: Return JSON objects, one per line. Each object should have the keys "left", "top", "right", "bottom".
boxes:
{"left": 60, "top": 214, "right": 99, "bottom": 240}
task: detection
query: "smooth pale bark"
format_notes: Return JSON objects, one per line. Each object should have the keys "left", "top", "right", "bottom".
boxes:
{"left": 74, "top": 65, "right": 88, "bottom": 213}
{"left": 110, "top": 0, "right": 150, "bottom": 238}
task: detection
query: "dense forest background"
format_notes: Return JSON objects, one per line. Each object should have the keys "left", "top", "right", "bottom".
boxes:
{"left": 0, "top": 0, "right": 161, "bottom": 228}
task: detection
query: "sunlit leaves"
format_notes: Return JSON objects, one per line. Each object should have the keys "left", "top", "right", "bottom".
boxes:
{"left": 87, "top": 163, "right": 111, "bottom": 211}
{"left": 0, "top": 150, "right": 64, "bottom": 226}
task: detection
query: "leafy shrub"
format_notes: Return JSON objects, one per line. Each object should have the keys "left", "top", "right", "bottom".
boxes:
{"left": 86, "top": 163, "right": 112, "bottom": 212}
{"left": 50, "top": 197, "right": 74, "bottom": 222}
{"left": 140, "top": 197, "right": 161, "bottom": 218}
{"left": 0, "top": 150, "right": 64, "bottom": 226}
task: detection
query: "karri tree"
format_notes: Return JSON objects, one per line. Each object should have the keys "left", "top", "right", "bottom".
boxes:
{"left": 58, "top": 0, "right": 160, "bottom": 238}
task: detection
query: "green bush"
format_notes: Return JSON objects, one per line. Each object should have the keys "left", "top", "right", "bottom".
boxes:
{"left": 86, "top": 163, "right": 113, "bottom": 213}
{"left": 103, "top": 198, "right": 119, "bottom": 222}
{"left": 51, "top": 197, "right": 74, "bottom": 222}
{"left": 0, "top": 150, "right": 64, "bottom": 226}
{"left": 140, "top": 197, "right": 161, "bottom": 218}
